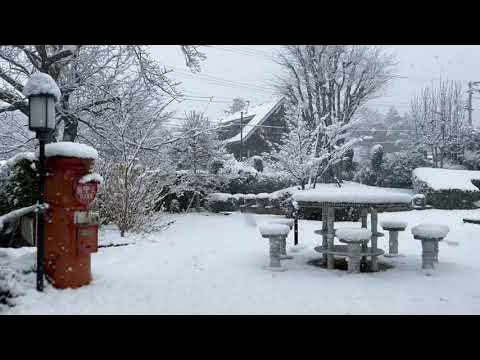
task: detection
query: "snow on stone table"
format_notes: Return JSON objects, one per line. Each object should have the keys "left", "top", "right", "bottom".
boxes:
{"left": 293, "top": 182, "right": 412, "bottom": 206}
{"left": 3, "top": 210, "right": 480, "bottom": 314}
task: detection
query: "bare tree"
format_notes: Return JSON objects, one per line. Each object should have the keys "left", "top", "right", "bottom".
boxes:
{"left": 410, "top": 80, "right": 467, "bottom": 168}
{"left": 0, "top": 45, "right": 205, "bottom": 146}
{"left": 274, "top": 45, "right": 396, "bottom": 180}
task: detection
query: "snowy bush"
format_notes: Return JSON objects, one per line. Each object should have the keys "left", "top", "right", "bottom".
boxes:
{"left": 252, "top": 156, "right": 264, "bottom": 172}
{"left": 412, "top": 168, "right": 480, "bottom": 209}
{"left": 0, "top": 153, "right": 39, "bottom": 238}
{"left": 206, "top": 193, "right": 237, "bottom": 213}
{"left": 255, "top": 193, "right": 270, "bottom": 207}
{"left": 354, "top": 150, "right": 428, "bottom": 189}
{"left": 370, "top": 144, "right": 384, "bottom": 171}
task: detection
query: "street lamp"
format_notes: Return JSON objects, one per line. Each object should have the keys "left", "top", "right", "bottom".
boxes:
{"left": 26, "top": 79, "right": 58, "bottom": 292}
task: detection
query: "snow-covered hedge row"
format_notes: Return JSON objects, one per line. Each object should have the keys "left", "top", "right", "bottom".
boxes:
{"left": 412, "top": 168, "right": 480, "bottom": 209}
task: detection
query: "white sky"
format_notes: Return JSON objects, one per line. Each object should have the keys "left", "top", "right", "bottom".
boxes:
{"left": 150, "top": 45, "right": 480, "bottom": 126}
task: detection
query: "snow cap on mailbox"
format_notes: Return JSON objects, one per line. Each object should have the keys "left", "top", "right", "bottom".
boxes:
{"left": 44, "top": 142, "right": 98, "bottom": 160}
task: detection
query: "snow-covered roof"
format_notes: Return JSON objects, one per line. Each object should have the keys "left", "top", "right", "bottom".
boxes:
{"left": 44, "top": 142, "right": 98, "bottom": 160}
{"left": 413, "top": 167, "right": 480, "bottom": 192}
{"left": 23, "top": 72, "right": 61, "bottom": 102}
{"left": 293, "top": 182, "right": 412, "bottom": 205}
{"left": 221, "top": 98, "right": 284, "bottom": 144}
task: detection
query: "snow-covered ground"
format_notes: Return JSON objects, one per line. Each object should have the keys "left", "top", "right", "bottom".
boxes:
{"left": 2, "top": 209, "right": 480, "bottom": 314}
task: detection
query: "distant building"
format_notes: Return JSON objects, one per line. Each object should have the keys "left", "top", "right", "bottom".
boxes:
{"left": 217, "top": 98, "right": 286, "bottom": 160}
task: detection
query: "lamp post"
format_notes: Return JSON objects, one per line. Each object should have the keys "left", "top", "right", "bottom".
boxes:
{"left": 27, "top": 93, "right": 56, "bottom": 292}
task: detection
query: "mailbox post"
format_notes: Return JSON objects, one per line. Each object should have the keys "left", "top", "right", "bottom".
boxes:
{"left": 43, "top": 143, "right": 101, "bottom": 289}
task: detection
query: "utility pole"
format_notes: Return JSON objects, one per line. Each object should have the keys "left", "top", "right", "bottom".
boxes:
{"left": 467, "top": 81, "right": 480, "bottom": 126}
{"left": 240, "top": 111, "right": 243, "bottom": 161}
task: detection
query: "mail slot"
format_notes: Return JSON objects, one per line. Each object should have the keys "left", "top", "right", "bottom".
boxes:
{"left": 77, "top": 224, "right": 98, "bottom": 256}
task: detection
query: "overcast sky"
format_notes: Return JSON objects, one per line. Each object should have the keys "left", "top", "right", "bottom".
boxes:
{"left": 150, "top": 45, "right": 480, "bottom": 126}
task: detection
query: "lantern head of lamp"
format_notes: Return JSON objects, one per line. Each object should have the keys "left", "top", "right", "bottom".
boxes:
{"left": 28, "top": 94, "right": 56, "bottom": 139}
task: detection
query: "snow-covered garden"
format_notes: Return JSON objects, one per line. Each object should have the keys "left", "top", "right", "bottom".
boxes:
{"left": 2, "top": 207, "right": 480, "bottom": 314}
{"left": 2, "top": 45, "right": 480, "bottom": 314}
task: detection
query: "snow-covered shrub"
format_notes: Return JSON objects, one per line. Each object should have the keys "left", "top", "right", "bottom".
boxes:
{"left": 354, "top": 150, "right": 428, "bottom": 189}
{"left": 412, "top": 168, "right": 480, "bottom": 209}
{"left": 370, "top": 144, "right": 384, "bottom": 171}
{"left": 218, "top": 156, "right": 295, "bottom": 194}
{"left": 252, "top": 156, "right": 264, "bottom": 172}
{"left": 255, "top": 193, "right": 270, "bottom": 207}
{"left": 95, "top": 160, "right": 169, "bottom": 236}
{"left": 209, "top": 159, "right": 224, "bottom": 174}
{"left": 0, "top": 153, "right": 39, "bottom": 220}
{"left": 244, "top": 194, "right": 256, "bottom": 206}
{"left": 206, "top": 193, "right": 237, "bottom": 213}
{"left": 460, "top": 150, "right": 480, "bottom": 171}
{"left": 155, "top": 170, "right": 226, "bottom": 213}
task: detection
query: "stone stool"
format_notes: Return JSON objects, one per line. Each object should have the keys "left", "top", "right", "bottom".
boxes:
{"left": 381, "top": 220, "right": 407, "bottom": 257}
{"left": 336, "top": 228, "right": 372, "bottom": 273}
{"left": 259, "top": 223, "right": 291, "bottom": 272}
{"left": 411, "top": 223, "right": 450, "bottom": 270}
{"left": 269, "top": 219, "right": 294, "bottom": 260}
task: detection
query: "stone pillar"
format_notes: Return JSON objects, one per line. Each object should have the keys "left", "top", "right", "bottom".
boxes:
{"left": 279, "top": 236, "right": 293, "bottom": 260}
{"left": 322, "top": 206, "right": 328, "bottom": 264}
{"left": 347, "top": 243, "right": 362, "bottom": 273}
{"left": 434, "top": 241, "right": 439, "bottom": 263}
{"left": 269, "top": 236, "right": 282, "bottom": 269}
{"left": 327, "top": 207, "right": 335, "bottom": 270}
{"left": 421, "top": 239, "right": 436, "bottom": 270}
{"left": 370, "top": 208, "right": 379, "bottom": 272}
{"left": 389, "top": 230, "right": 399, "bottom": 256}
{"left": 361, "top": 208, "right": 368, "bottom": 265}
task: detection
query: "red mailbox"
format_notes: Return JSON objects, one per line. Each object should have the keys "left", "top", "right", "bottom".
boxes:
{"left": 44, "top": 153, "right": 100, "bottom": 289}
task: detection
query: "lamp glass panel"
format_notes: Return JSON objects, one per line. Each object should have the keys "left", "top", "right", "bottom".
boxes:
{"left": 46, "top": 96, "right": 56, "bottom": 130}
{"left": 29, "top": 96, "right": 47, "bottom": 130}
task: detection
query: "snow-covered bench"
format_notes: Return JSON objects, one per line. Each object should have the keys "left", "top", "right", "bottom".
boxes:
{"left": 269, "top": 219, "right": 294, "bottom": 260}
{"left": 336, "top": 228, "right": 372, "bottom": 273}
{"left": 411, "top": 223, "right": 450, "bottom": 270}
{"left": 259, "top": 223, "right": 291, "bottom": 272}
{"left": 381, "top": 220, "right": 407, "bottom": 257}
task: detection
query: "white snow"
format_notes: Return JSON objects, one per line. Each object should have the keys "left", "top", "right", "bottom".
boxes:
{"left": 411, "top": 223, "right": 450, "bottom": 239}
{"left": 207, "top": 193, "right": 232, "bottom": 202}
{"left": 4, "top": 208, "right": 480, "bottom": 314}
{"left": 44, "top": 142, "right": 98, "bottom": 160}
{"left": 270, "top": 218, "right": 294, "bottom": 229}
{"left": 221, "top": 99, "right": 284, "bottom": 144}
{"left": 23, "top": 72, "right": 61, "bottom": 102}
{"left": 245, "top": 194, "right": 256, "bottom": 200}
{"left": 256, "top": 193, "right": 270, "bottom": 200}
{"left": 381, "top": 220, "right": 407, "bottom": 230}
{"left": 413, "top": 194, "right": 426, "bottom": 200}
{"left": 413, "top": 167, "right": 480, "bottom": 192}
{"left": 258, "top": 223, "right": 290, "bottom": 236}
{"left": 232, "top": 194, "right": 245, "bottom": 200}
{"left": 78, "top": 173, "right": 103, "bottom": 184}
{"left": 293, "top": 182, "right": 412, "bottom": 204}
{"left": 0, "top": 152, "right": 37, "bottom": 169}
{"left": 336, "top": 228, "right": 372, "bottom": 242}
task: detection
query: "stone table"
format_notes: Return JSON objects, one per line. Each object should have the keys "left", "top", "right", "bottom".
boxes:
{"left": 293, "top": 186, "right": 412, "bottom": 272}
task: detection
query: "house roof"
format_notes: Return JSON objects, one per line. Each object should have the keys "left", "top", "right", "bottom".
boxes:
{"left": 220, "top": 98, "right": 285, "bottom": 144}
